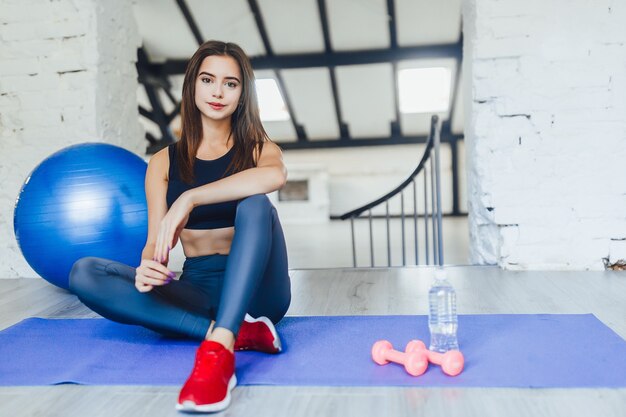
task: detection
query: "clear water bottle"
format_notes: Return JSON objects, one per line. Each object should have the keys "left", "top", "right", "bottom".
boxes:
{"left": 428, "top": 267, "right": 459, "bottom": 353}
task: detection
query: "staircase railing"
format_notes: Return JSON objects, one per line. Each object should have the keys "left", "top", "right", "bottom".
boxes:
{"left": 339, "top": 115, "right": 444, "bottom": 267}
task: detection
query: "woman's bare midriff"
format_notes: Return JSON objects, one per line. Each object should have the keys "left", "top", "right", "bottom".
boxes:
{"left": 179, "top": 226, "right": 235, "bottom": 257}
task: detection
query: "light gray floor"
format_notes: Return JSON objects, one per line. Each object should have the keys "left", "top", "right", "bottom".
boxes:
{"left": 1, "top": 266, "right": 625, "bottom": 417}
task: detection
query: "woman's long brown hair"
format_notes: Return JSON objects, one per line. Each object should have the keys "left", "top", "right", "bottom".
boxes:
{"left": 176, "top": 40, "right": 270, "bottom": 184}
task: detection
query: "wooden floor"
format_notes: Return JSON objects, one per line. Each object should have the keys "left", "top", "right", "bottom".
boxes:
{"left": 1, "top": 266, "right": 625, "bottom": 417}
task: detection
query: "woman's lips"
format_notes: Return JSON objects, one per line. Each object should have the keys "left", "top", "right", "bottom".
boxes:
{"left": 208, "top": 102, "right": 225, "bottom": 110}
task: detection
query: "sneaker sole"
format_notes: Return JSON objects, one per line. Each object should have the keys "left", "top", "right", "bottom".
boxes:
{"left": 245, "top": 314, "right": 282, "bottom": 353}
{"left": 175, "top": 374, "right": 237, "bottom": 413}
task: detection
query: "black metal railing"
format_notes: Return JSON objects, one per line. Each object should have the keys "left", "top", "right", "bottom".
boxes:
{"left": 339, "top": 115, "right": 444, "bottom": 267}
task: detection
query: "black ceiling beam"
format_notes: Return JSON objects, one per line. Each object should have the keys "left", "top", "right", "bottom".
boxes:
{"left": 154, "top": 43, "right": 462, "bottom": 75}
{"left": 277, "top": 133, "right": 463, "bottom": 150}
{"left": 161, "top": 87, "right": 178, "bottom": 106}
{"left": 143, "top": 83, "right": 176, "bottom": 144}
{"left": 137, "top": 73, "right": 180, "bottom": 122}
{"left": 444, "top": 34, "right": 463, "bottom": 132}
{"left": 139, "top": 105, "right": 153, "bottom": 120}
{"left": 274, "top": 70, "right": 307, "bottom": 141}
{"left": 137, "top": 48, "right": 177, "bottom": 153}
{"left": 166, "top": 102, "right": 181, "bottom": 123}
{"left": 137, "top": 66, "right": 180, "bottom": 136}
{"left": 386, "top": 0, "right": 398, "bottom": 49}
{"left": 329, "top": 69, "right": 349, "bottom": 139}
{"left": 253, "top": 43, "right": 462, "bottom": 69}
{"left": 176, "top": 0, "right": 203, "bottom": 46}
{"left": 247, "top": 0, "right": 306, "bottom": 141}
{"left": 390, "top": 61, "right": 401, "bottom": 136}
{"left": 138, "top": 73, "right": 170, "bottom": 90}
{"left": 317, "top": 0, "right": 350, "bottom": 139}
{"left": 247, "top": 0, "right": 273, "bottom": 55}
{"left": 317, "top": 0, "right": 332, "bottom": 52}
{"left": 145, "top": 132, "right": 158, "bottom": 146}
{"left": 387, "top": 0, "right": 401, "bottom": 137}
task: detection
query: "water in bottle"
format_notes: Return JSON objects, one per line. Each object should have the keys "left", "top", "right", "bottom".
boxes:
{"left": 428, "top": 268, "right": 459, "bottom": 353}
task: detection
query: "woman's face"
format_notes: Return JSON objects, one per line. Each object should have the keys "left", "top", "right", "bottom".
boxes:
{"left": 194, "top": 55, "right": 243, "bottom": 122}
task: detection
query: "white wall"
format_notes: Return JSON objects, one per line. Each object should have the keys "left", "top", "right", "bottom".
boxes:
{"left": 0, "top": 0, "right": 144, "bottom": 278}
{"left": 463, "top": 0, "right": 626, "bottom": 270}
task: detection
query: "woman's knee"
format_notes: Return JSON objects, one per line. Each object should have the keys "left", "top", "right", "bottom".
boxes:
{"left": 68, "top": 256, "right": 102, "bottom": 294}
{"left": 236, "top": 194, "right": 272, "bottom": 219}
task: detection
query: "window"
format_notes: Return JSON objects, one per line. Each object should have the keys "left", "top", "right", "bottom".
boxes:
{"left": 398, "top": 67, "right": 452, "bottom": 114}
{"left": 256, "top": 78, "right": 290, "bottom": 121}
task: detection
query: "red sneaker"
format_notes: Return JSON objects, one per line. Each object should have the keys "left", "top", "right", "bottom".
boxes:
{"left": 234, "top": 314, "right": 282, "bottom": 354}
{"left": 176, "top": 340, "right": 237, "bottom": 413}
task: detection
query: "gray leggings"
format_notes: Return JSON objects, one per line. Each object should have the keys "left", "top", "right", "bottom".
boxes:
{"left": 68, "top": 194, "right": 291, "bottom": 340}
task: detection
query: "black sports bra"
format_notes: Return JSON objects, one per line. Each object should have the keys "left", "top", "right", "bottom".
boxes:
{"left": 165, "top": 144, "right": 238, "bottom": 230}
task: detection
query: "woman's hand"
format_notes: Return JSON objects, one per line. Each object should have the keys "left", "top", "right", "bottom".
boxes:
{"left": 153, "top": 192, "right": 194, "bottom": 265}
{"left": 135, "top": 259, "right": 176, "bottom": 293}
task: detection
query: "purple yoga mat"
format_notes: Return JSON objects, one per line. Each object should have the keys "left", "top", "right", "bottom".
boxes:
{"left": 1, "top": 315, "right": 625, "bottom": 388}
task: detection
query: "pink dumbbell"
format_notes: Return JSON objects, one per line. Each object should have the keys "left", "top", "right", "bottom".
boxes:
{"left": 428, "top": 349, "right": 464, "bottom": 376}
{"left": 412, "top": 342, "right": 464, "bottom": 376}
{"left": 371, "top": 340, "right": 429, "bottom": 376}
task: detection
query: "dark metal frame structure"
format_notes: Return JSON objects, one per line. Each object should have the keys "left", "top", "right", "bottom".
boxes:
{"left": 135, "top": 0, "right": 465, "bottom": 215}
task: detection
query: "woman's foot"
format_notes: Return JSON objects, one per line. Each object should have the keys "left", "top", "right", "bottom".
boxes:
{"left": 176, "top": 340, "right": 236, "bottom": 413}
{"left": 234, "top": 314, "right": 282, "bottom": 353}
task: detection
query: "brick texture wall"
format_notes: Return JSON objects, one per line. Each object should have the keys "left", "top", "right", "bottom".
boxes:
{"left": 463, "top": 0, "right": 626, "bottom": 270}
{"left": 0, "top": 0, "right": 143, "bottom": 278}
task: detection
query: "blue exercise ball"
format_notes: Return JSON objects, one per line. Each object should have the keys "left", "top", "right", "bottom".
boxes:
{"left": 13, "top": 143, "right": 148, "bottom": 290}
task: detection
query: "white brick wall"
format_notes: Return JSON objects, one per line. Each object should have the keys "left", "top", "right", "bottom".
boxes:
{"left": 463, "top": 0, "right": 626, "bottom": 270}
{"left": 0, "top": 0, "right": 144, "bottom": 278}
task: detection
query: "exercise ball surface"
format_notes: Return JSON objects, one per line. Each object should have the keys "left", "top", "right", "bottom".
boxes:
{"left": 14, "top": 143, "right": 148, "bottom": 290}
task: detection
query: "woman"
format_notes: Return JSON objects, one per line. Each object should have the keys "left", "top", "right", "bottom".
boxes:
{"left": 69, "top": 40, "right": 291, "bottom": 413}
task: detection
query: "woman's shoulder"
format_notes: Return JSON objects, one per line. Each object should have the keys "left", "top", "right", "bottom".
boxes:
{"left": 146, "top": 146, "right": 171, "bottom": 181}
{"left": 149, "top": 146, "right": 171, "bottom": 165}
{"left": 253, "top": 140, "right": 282, "bottom": 163}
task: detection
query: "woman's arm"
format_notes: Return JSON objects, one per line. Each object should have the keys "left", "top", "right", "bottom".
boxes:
{"left": 142, "top": 147, "right": 170, "bottom": 260}
{"left": 185, "top": 141, "right": 287, "bottom": 209}
{"left": 136, "top": 148, "right": 176, "bottom": 292}
{"left": 152, "top": 141, "right": 287, "bottom": 263}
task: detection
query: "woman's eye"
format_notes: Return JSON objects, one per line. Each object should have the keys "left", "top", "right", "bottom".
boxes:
{"left": 226, "top": 82, "right": 238, "bottom": 88}
{"left": 201, "top": 77, "right": 212, "bottom": 83}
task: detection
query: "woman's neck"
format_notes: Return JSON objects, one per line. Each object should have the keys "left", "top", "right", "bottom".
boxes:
{"left": 200, "top": 115, "right": 232, "bottom": 147}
